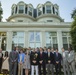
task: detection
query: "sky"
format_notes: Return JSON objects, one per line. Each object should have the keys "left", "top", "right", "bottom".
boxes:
{"left": 0, "top": 0, "right": 76, "bottom": 22}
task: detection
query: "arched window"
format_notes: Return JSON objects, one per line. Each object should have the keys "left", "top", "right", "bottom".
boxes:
{"left": 46, "top": 5, "right": 51, "bottom": 13}
{"left": 19, "top": 5, "right": 24, "bottom": 13}
{"left": 55, "top": 8, "right": 58, "bottom": 15}
{"left": 38, "top": 7, "right": 42, "bottom": 16}
{"left": 28, "top": 7, "right": 33, "bottom": 16}
{"left": 12, "top": 8, "right": 14, "bottom": 15}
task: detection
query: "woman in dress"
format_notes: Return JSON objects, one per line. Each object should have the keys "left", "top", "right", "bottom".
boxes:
{"left": 2, "top": 51, "right": 9, "bottom": 75}
{"left": 23, "top": 50, "right": 30, "bottom": 75}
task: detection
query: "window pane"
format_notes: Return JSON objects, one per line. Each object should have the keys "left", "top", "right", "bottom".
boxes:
{"left": 52, "top": 37, "right": 57, "bottom": 44}
{"left": 53, "top": 44, "right": 58, "bottom": 49}
{"left": 12, "top": 37, "right": 18, "bottom": 44}
{"left": 46, "top": 32, "right": 50, "bottom": 37}
{"left": 46, "top": 38, "right": 51, "bottom": 43}
{"left": 46, "top": 5, "right": 51, "bottom": 13}
{"left": 35, "top": 32, "right": 40, "bottom": 42}
{"left": 63, "top": 37, "right": 67, "bottom": 44}
{"left": 19, "top": 5, "right": 24, "bottom": 10}
{"left": 55, "top": 8, "right": 58, "bottom": 15}
{"left": 62, "top": 32, "right": 71, "bottom": 50}
{"left": 29, "top": 7, "right": 33, "bottom": 16}
{"left": 12, "top": 32, "right": 24, "bottom": 49}
{"left": 29, "top": 32, "right": 34, "bottom": 42}
{"left": 63, "top": 44, "right": 68, "bottom": 50}
{"left": 38, "top": 7, "right": 42, "bottom": 16}
{"left": 29, "top": 43, "right": 34, "bottom": 48}
{"left": 18, "top": 44, "right": 24, "bottom": 48}
{"left": 46, "top": 44, "right": 51, "bottom": 48}
{"left": 13, "top": 32, "right": 24, "bottom": 37}
{"left": 36, "top": 43, "right": 41, "bottom": 47}
{"left": 62, "top": 32, "right": 70, "bottom": 36}
{"left": 68, "top": 37, "right": 71, "bottom": 44}
{"left": 18, "top": 37, "right": 24, "bottom": 43}
{"left": 12, "top": 44, "right": 17, "bottom": 48}
{"left": 17, "top": 32, "right": 24, "bottom": 37}
{"left": 19, "top": 5, "right": 24, "bottom": 13}
{"left": 46, "top": 32, "right": 57, "bottom": 48}
{"left": 46, "top": 32, "right": 57, "bottom": 37}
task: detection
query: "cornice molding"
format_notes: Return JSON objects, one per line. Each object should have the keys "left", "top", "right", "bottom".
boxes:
{"left": 0, "top": 22, "right": 71, "bottom": 28}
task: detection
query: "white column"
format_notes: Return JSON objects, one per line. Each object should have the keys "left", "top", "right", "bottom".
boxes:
{"left": 51, "top": 6, "right": 53, "bottom": 14}
{"left": 41, "top": 31, "right": 46, "bottom": 47}
{"left": 58, "top": 8, "right": 60, "bottom": 16}
{"left": 57, "top": 30, "right": 63, "bottom": 53}
{"left": 24, "top": 31, "right": 29, "bottom": 48}
{"left": 0, "top": 37, "right": 2, "bottom": 49}
{"left": 14, "top": 7, "right": 15, "bottom": 15}
{"left": 27, "top": 6, "right": 29, "bottom": 15}
{"left": 32, "top": 9, "right": 33, "bottom": 17}
{"left": 37, "top": 9, "right": 38, "bottom": 17}
{"left": 42, "top": 6, "right": 43, "bottom": 15}
{"left": 6, "top": 31, "right": 13, "bottom": 52}
{"left": 17, "top": 5, "right": 19, "bottom": 14}
{"left": 24, "top": 5, "right": 25, "bottom": 14}
{"left": 45, "top": 5, "right": 46, "bottom": 14}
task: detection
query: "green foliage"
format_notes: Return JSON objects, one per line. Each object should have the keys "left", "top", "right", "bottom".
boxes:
{"left": 70, "top": 17, "right": 76, "bottom": 52}
{"left": 71, "top": 8, "right": 76, "bottom": 19}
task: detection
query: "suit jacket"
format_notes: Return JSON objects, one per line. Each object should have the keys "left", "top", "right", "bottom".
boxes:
{"left": 9, "top": 50, "right": 18, "bottom": 63}
{"left": 62, "top": 51, "right": 68, "bottom": 64}
{"left": 67, "top": 50, "right": 75, "bottom": 63}
{"left": 38, "top": 51, "right": 46, "bottom": 64}
{"left": 30, "top": 52, "right": 39, "bottom": 65}
{"left": 54, "top": 52, "right": 62, "bottom": 64}
{"left": 46, "top": 52, "right": 54, "bottom": 64}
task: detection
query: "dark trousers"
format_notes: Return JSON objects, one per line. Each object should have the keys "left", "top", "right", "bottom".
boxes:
{"left": 55, "top": 63, "right": 61, "bottom": 75}
{"left": 9, "top": 62, "right": 17, "bottom": 75}
{"left": 0, "top": 61, "right": 2, "bottom": 73}
{"left": 23, "top": 69, "right": 25, "bottom": 75}
{"left": 16, "top": 63, "right": 18, "bottom": 75}
{"left": 39, "top": 63, "right": 46, "bottom": 75}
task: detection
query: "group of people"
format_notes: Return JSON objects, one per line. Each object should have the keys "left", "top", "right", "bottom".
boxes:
{"left": 0, "top": 47, "right": 76, "bottom": 75}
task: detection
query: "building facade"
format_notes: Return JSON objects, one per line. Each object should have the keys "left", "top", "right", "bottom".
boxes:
{"left": 0, "top": 1, "right": 71, "bottom": 52}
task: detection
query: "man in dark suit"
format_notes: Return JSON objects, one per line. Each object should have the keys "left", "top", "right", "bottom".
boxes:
{"left": 0, "top": 48, "right": 3, "bottom": 73}
{"left": 38, "top": 47, "right": 46, "bottom": 75}
{"left": 9, "top": 47, "right": 18, "bottom": 75}
{"left": 46, "top": 48, "right": 54, "bottom": 75}
{"left": 30, "top": 48, "right": 39, "bottom": 75}
{"left": 54, "top": 48, "right": 62, "bottom": 75}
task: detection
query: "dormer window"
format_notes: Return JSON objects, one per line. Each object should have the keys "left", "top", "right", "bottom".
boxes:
{"left": 12, "top": 8, "right": 14, "bottom": 15}
{"left": 46, "top": 5, "right": 51, "bottom": 13}
{"left": 29, "top": 7, "right": 33, "bottom": 16}
{"left": 55, "top": 8, "right": 58, "bottom": 15}
{"left": 38, "top": 7, "right": 42, "bottom": 16}
{"left": 19, "top": 5, "right": 24, "bottom": 13}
